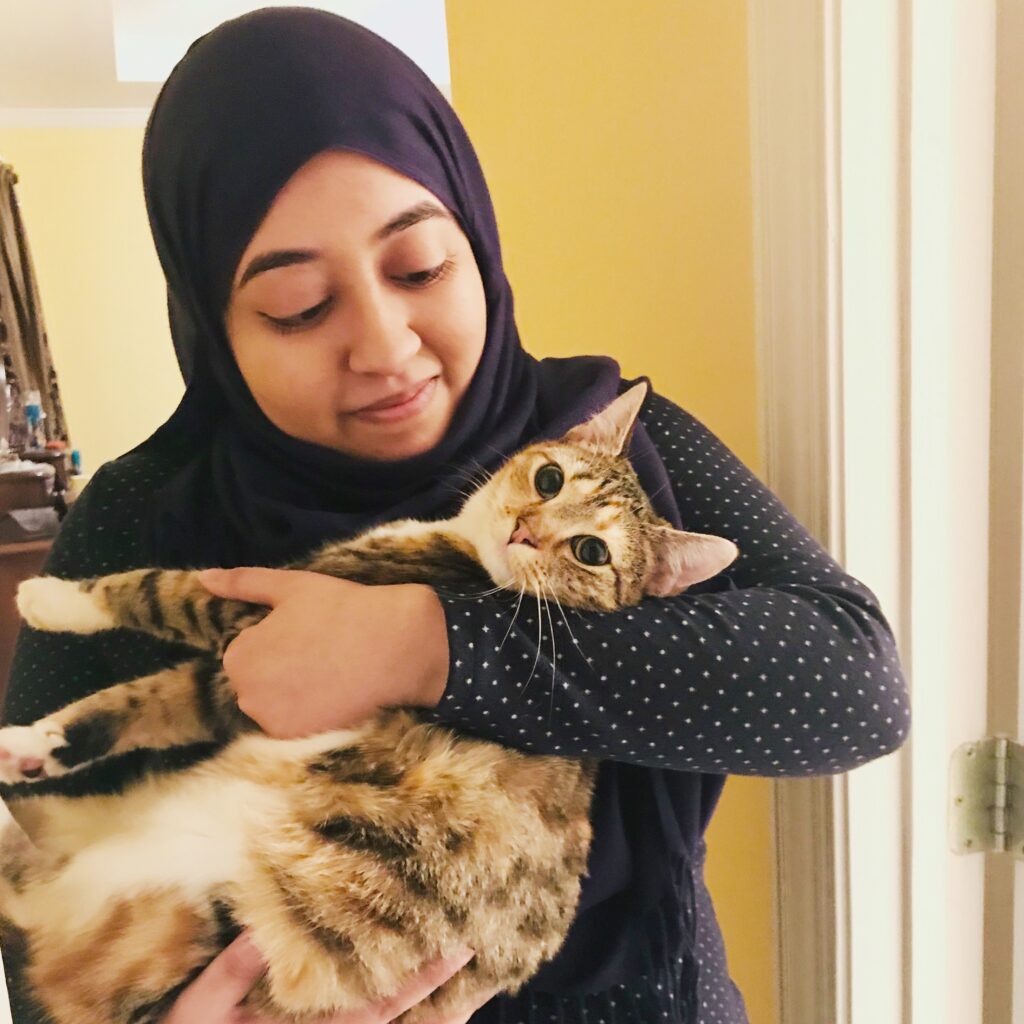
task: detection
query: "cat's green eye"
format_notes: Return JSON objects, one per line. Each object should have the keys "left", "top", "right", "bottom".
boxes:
{"left": 534, "top": 463, "right": 564, "bottom": 500}
{"left": 571, "top": 535, "right": 610, "bottom": 567}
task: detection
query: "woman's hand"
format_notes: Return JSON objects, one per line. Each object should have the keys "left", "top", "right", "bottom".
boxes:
{"left": 197, "top": 567, "right": 449, "bottom": 738}
{"left": 163, "top": 932, "right": 490, "bottom": 1023}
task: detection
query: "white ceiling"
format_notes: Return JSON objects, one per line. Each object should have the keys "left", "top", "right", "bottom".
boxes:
{"left": 0, "top": 0, "right": 449, "bottom": 123}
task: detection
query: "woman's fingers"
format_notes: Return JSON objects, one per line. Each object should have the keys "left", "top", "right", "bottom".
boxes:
{"left": 352, "top": 949, "right": 475, "bottom": 1024}
{"left": 162, "top": 932, "right": 266, "bottom": 1022}
{"left": 415, "top": 985, "right": 501, "bottom": 1024}
{"left": 196, "top": 566, "right": 302, "bottom": 606}
{"left": 163, "top": 937, "right": 476, "bottom": 1024}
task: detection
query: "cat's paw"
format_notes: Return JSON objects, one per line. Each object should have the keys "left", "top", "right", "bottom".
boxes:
{"left": 16, "top": 577, "right": 115, "bottom": 633}
{"left": 0, "top": 723, "right": 69, "bottom": 784}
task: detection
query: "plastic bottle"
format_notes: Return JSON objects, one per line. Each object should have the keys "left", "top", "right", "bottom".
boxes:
{"left": 23, "top": 390, "right": 46, "bottom": 448}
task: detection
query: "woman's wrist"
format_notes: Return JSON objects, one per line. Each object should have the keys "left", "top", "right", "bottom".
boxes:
{"left": 399, "top": 584, "right": 450, "bottom": 708}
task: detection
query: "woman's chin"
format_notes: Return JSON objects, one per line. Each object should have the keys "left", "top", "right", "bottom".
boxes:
{"left": 326, "top": 418, "right": 451, "bottom": 461}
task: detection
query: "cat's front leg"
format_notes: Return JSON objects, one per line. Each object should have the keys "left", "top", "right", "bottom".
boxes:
{"left": 17, "top": 568, "right": 267, "bottom": 654}
{"left": 0, "top": 658, "right": 247, "bottom": 785}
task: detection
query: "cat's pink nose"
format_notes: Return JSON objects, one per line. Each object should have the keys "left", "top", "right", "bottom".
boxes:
{"left": 509, "top": 519, "right": 538, "bottom": 548}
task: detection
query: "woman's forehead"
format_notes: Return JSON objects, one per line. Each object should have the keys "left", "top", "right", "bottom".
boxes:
{"left": 251, "top": 152, "right": 448, "bottom": 238}
{"left": 233, "top": 150, "right": 462, "bottom": 283}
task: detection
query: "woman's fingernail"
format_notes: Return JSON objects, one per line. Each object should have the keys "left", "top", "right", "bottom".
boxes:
{"left": 233, "top": 932, "right": 267, "bottom": 969}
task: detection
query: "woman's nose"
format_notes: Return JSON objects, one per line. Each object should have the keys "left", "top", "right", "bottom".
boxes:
{"left": 344, "top": 293, "right": 420, "bottom": 376}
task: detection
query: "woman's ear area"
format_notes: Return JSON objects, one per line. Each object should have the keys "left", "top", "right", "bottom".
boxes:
{"left": 644, "top": 528, "right": 740, "bottom": 598}
{"left": 564, "top": 382, "right": 649, "bottom": 455}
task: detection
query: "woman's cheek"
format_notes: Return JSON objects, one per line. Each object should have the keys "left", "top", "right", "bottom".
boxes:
{"left": 438, "top": 278, "right": 487, "bottom": 380}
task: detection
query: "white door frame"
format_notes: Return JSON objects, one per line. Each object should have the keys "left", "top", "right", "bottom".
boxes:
{"left": 987, "top": 5, "right": 1024, "bottom": 1020}
{"left": 747, "top": 2, "right": 848, "bottom": 1022}
{"left": 750, "top": 2, "right": 1008, "bottom": 1022}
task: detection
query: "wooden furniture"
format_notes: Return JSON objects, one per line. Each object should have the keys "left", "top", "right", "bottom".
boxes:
{"left": 0, "top": 538, "right": 51, "bottom": 708}
{"left": 0, "top": 458, "right": 70, "bottom": 709}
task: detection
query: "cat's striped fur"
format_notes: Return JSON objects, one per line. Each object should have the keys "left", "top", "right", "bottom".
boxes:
{"left": 0, "top": 384, "right": 739, "bottom": 1024}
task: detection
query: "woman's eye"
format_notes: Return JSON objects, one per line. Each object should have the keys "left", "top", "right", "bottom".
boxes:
{"left": 261, "top": 297, "right": 332, "bottom": 332}
{"left": 534, "top": 463, "right": 564, "bottom": 500}
{"left": 571, "top": 535, "right": 610, "bottom": 567}
{"left": 399, "top": 257, "right": 454, "bottom": 287}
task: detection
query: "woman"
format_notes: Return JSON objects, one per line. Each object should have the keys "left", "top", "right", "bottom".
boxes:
{"left": 2, "top": 9, "right": 910, "bottom": 1024}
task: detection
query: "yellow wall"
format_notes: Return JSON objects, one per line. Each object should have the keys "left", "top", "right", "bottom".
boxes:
{"left": 4, "top": 2, "right": 777, "bottom": 1017}
{"left": 445, "top": 2, "right": 777, "bottom": 1022}
{"left": 0, "top": 127, "right": 181, "bottom": 473}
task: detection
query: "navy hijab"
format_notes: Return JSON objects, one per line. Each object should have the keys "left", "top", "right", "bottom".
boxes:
{"left": 135, "top": 6, "right": 701, "bottom": 1004}
{"left": 141, "top": 6, "right": 635, "bottom": 568}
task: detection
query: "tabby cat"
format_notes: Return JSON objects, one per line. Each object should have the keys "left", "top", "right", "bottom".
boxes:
{"left": 0, "top": 383, "right": 738, "bottom": 1024}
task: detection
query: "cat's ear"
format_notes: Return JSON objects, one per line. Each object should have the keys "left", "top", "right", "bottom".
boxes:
{"left": 564, "top": 382, "right": 649, "bottom": 455}
{"left": 645, "top": 527, "right": 739, "bottom": 597}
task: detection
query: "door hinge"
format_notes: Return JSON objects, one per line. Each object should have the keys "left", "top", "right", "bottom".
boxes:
{"left": 949, "top": 735, "right": 1024, "bottom": 859}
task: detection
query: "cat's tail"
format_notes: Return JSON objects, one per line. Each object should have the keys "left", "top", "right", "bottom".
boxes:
{"left": 16, "top": 569, "right": 267, "bottom": 653}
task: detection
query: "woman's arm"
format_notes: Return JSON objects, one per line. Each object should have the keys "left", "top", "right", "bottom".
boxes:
{"left": 429, "top": 391, "right": 910, "bottom": 777}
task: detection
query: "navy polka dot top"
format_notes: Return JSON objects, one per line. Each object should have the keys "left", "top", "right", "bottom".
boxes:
{"left": 3, "top": 390, "right": 910, "bottom": 1024}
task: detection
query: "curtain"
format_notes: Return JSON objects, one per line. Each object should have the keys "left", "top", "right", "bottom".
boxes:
{"left": 0, "top": 160, "right": 69, "bottom": 448}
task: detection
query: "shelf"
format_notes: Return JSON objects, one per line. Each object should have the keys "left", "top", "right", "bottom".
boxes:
{"left": 0, "top": 539, "right": 53, "bottom": 557}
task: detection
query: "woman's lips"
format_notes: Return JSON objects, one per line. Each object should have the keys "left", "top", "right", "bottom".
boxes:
{"left": 349, "top": 377, "right": 438, "bottom": 424}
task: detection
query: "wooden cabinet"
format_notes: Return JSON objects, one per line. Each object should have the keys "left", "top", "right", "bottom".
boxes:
{"left": 0, "top": 539, "right": 51, "bottom": 708}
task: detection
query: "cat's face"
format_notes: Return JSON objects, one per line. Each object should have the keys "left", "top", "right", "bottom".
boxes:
{"left": 474, "top": 440, "right": 665, "bottom": 610}
{"left": 458, "top": 384, "right": 740, "bottom": 611}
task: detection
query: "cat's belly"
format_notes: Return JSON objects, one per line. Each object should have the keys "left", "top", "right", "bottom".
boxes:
{"left": 22, "top": 772, "right": 282, "bottom": 933}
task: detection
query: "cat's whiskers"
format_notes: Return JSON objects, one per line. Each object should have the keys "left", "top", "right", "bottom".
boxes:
{"left": 445, "top": 578, "right": 518, "bottom": 601}
{"left": 550, "top": 590, "right": 593, "bottom": 672}
{"left": 454, "top": 456, "right": 496, "bottom": 497}
{"left": 538, "top": 578, "right": 559, "bottom": 725}
{"left": 447, "top": 485, "right": 479, "bottom": 505}
{"left": 517, "top": 588, "right": 545, "bottom": 698}
{"left": 499, "top": 584, "right": 527, "bottom": 651}
{"left": 439, "top": 455, "right": 495, "bottom": 506}
{"left": 517, "top": 567, "right": 547, "bottom": 698}
{"left": 480, "top": 442, "right": 510, "bottom": 465}
{"left": 464, "top": 455, "right": 496, "bottom": 483}
{"left": 644, "top": 478, "right": 672, "bottom": 504}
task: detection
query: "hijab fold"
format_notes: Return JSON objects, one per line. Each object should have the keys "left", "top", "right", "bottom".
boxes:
{"left": 135, "top": 7, "right": 698, "bottom": 996}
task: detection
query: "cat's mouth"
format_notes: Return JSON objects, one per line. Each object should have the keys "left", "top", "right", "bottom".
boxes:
{"left": 488, "top": 523, "right": 540, "bottom": 590}
{"left": 503, "top": 538, "right": 542, "bottom": 585}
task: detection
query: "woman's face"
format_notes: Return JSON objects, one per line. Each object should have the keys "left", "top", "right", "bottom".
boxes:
{"left": 224, "top": 150, "right": 487, "bottom": 460}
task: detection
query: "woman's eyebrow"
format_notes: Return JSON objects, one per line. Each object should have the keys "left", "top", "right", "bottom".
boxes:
{"left": 237, "top": 201, "right": 451, "bottom": 289}
{"left": 238, "top": 249, "right": 318, "bottom": 289}
{"left": 374, "top": 201, "right": 451, "bottom": 241}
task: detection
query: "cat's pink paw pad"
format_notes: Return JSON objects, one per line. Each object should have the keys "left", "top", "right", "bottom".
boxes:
{"left": 0, "top": 724, "right": 67, "bottom": 785}
{"left": 17, "top": 758, "right": 46, "bottom": 779}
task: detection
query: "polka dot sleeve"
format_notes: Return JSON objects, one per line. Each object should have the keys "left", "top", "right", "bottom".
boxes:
{"left": 433, "top": 391, "right": 911, "bottom": 777}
